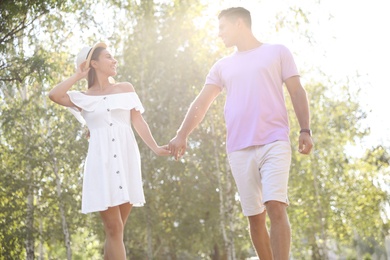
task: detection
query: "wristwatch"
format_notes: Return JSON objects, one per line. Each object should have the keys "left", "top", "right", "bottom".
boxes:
{"left": 300, "top": 129, "right": 312, "bottom": 136}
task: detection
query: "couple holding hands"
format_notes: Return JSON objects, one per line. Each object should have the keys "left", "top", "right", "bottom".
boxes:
{"left": 49, "top": 7, "right": 313, "bottom": 260}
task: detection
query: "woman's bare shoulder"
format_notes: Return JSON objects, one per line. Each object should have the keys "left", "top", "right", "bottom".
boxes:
{"left": 114, "top": 82, "right": 135, "bottom": 93}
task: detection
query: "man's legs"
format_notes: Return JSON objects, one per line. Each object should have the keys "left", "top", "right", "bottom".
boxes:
{"left": 266, "top": 201, "right": 291, "bottom": 260}
{"left": 248, "top": 202, "right": 290, "bottom": 260}
{"left": 228, "top": 141, "right": 291, "bottom": 259}
{"left": 248, "top": 211, "right": 273, "bottom": 260}
{"left": 260, "top": 141, "right": 291, "bottom": 259}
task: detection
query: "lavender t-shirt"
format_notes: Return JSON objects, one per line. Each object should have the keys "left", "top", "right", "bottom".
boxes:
{"left": 205, "top": 43, "right": 299, "bottom": 153}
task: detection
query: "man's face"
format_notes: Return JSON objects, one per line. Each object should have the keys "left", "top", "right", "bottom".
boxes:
{"left": 218, "top": 16, "right": 238, "bottom": 48}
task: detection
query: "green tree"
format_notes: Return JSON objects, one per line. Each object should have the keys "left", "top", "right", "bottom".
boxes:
{"left": 0, "top": 0, "right": 102, "bottom": 258}
{"left": 1, "top": 0, "right": 389, "bottom": 259}
{"left": 288, "top": 80, "right": 389, "bottom": 259}
{"left": 0, "top": 0, "right": 66, "bottom": 83}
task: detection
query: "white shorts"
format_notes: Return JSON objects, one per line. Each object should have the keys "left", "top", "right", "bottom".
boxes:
{"left": 227, "top": 141, "right": 292, "bottom": 216}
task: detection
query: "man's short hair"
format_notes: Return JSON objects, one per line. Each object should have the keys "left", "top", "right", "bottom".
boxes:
{"left": 218, "top": 7, "right": 251, "bottom": 28}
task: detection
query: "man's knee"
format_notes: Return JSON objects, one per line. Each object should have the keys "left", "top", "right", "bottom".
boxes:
{"left": 265, "top": 200, "right": 288, "bottom": 222}
{"left": 248, "top": 212, "right": 267, "bottom": 230}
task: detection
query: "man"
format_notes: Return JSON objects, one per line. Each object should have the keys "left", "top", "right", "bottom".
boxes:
{"left": 168, "top": 7, "right": 313, "bottom": 260}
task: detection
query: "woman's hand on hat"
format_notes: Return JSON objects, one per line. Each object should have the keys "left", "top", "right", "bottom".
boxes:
{"left": 76, "top": 61, "right": 90, "bottom": 79}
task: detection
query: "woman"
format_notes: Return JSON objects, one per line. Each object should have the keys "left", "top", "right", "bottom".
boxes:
{"left": 49, "top": 42, "right": 169, "bottom": 259}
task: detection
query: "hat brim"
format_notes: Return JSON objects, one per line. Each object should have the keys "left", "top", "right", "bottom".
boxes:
{"left": 85, "top": 42, "right": 107, "bottom": 68}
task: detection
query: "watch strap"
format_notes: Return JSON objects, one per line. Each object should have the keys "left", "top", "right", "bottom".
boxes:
{"left": 300, "top": 129, "right": 312, "bottom": 136}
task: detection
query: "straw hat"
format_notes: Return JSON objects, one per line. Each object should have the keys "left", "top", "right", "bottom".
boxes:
{"left": 76, "top": 42, "right": 107, "bottom": 69}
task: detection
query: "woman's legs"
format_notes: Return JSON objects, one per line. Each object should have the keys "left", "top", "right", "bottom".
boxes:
{"left": 100, "top": 203, "right": 133, "bottom": 260}
{"left": 119, "top": 203, "right": 132, "bottom": 226}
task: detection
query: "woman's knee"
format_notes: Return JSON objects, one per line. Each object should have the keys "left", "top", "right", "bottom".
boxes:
{"left": 103, "top": 218, "right": 124, "bottom": 237}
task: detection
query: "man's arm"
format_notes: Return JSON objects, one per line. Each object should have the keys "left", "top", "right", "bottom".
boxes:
{"left": 285, "top": 76, "right": 313, "bottom": 154}
{"left": 169, "top": 84, "right": 222, "bottom": 160}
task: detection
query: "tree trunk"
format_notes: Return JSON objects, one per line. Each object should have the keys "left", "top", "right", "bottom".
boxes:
{"left": 54, "top": 164, "right": 72, "bottom": 260}
{"left": 145, "top": 205, "right": 153, "bottom": 260}
{"left": 211, "top": 243, "right": 220, "bottom": 260}
{"left": 312, "top": 166, "right": 328, "bottom": 259}
{"left": 25, "top": 166, "right": 35, "bottom": 260}
{"left": 38, "top": 217, "right": 44, "bottom": 260}
{"left": 225, "top": 158, "right": 236, "bottom": 260}
{"left": 211, "top": 122, "right": 236, "bottom": 260}
{"left": 48, "top": 123, "right": 72, "bottom": 260}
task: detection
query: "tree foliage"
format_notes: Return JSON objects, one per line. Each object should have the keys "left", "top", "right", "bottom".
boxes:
{"left": 0, "top": 0, "right": 389, "bottom": 259}
{"left": 287, "top": 81, "right": 389, "bottom": 259}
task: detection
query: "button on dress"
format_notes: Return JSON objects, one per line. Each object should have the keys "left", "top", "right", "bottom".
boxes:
{"left": 67, "top": 91, "right": 145, "bottom": 214}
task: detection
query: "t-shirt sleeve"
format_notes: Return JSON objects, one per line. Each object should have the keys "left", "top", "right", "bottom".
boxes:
{"left": 280, "top": 45, "right": 299, "bottom": 81}
{"left": 205, "top": 62, "right": 224, "bottom": 90}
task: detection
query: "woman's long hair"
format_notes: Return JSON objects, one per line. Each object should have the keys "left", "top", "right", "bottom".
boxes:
{"left": 87, "top": 47, "right": 105, "bottom": 88}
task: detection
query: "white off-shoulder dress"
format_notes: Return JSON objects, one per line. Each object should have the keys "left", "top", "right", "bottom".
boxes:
{"left": 67, "top": 91, "right": 145, "bottom": 214}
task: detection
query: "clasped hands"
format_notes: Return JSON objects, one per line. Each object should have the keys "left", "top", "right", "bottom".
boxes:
{"left": 162, "top": 134, "right": 313, "bottom": 160}
{"left": 154, "top": 134, "right": 186, "bottom": 159}
{"left": 166, "top": 134, "right": 187, "bottom": 160}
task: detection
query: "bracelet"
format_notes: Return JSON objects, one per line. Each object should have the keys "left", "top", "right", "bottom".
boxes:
{"left": 300, "top": 129, "right": 312, "bottom": 136}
